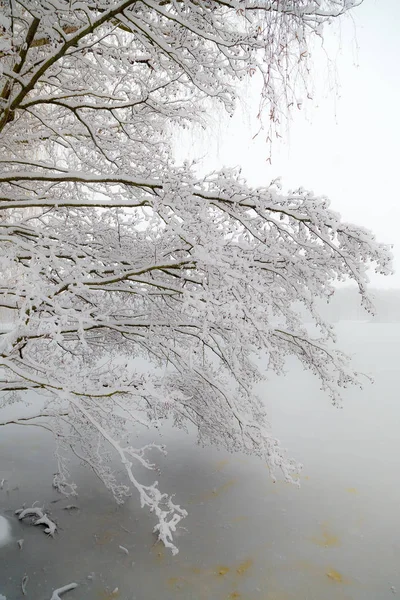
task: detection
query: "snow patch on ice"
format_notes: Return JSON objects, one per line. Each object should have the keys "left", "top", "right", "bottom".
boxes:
{"left": 0, "top": 516, "right": 11, "bottom": 547}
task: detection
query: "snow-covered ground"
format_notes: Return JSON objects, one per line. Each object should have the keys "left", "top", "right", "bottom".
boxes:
{"left": 1, "top": 322, "right": 399, "bottom": 599}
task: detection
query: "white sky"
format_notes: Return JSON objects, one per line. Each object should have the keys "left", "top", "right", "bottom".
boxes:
{"left": 175, "top": 0, "right": 400, "bottom": 287}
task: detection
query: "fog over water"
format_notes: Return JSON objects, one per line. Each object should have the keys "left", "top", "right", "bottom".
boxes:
{"left": 1, "top": 319, "right": 399, "bottom": 600}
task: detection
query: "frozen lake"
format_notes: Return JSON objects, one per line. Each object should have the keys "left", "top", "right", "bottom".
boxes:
{"left": 1, "top": 322, "right": 399, "bottom": 599}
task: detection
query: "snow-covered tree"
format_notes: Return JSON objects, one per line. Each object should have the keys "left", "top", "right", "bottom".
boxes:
{"left": 0, "top": 0, "right": 392, "bottom": 553}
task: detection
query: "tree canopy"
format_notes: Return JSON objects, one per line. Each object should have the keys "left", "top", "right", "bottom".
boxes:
{"left": 0, "top": 0, "right": 392, "bottom": 553}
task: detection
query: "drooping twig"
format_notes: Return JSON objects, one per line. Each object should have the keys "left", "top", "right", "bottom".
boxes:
{"left": 15, "top": 506, "right": 57, "bottom": 536}
{"left": 49, "top": 583, "right": 78, "bottom": 600}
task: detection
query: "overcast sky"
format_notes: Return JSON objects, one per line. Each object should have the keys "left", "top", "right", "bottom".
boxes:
{"left": 176, "top": 0, "right": 400, "bottom": 288}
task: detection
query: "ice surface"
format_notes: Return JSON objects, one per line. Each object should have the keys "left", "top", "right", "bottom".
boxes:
{"left": 0, "top": 323, "right": 399, "bottom": 599}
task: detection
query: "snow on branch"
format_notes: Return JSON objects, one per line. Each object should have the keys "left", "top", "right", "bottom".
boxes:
{"left": 0, "top": 0, "right": 390, "bottom": 554}
{"left": 67, "top": 393, "right": 187, "bottom": 555}
{"left": 15, "top": 506, "right": 57, "bottom": 536}
{"left": 49, "top": 583, "right": 78, "bottom": 600}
